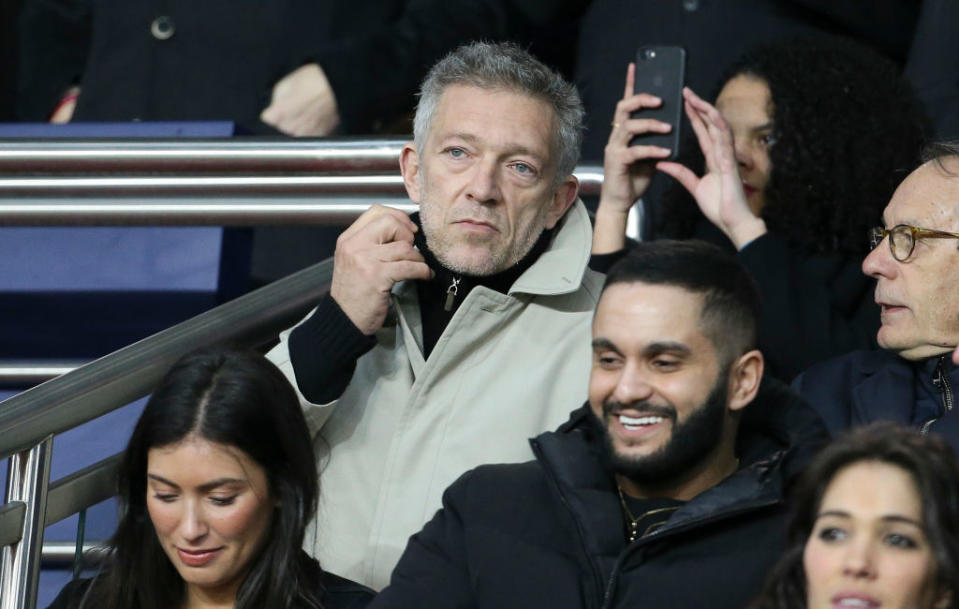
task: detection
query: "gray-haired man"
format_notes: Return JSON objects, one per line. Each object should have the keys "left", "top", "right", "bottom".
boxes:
{"left": 268, "top": 42, "right": 602, "bottom": 589}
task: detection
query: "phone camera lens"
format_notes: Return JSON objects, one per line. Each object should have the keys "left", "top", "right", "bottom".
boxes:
{"left": 644, "top": 49, "right": 657, "bottom": 59}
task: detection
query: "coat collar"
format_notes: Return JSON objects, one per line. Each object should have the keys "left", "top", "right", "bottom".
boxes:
{"left": 394, "top": 198, "right": 593, "bottom": 300}
{"left": 847, "top": 351, "right": 959, "bottom": 426}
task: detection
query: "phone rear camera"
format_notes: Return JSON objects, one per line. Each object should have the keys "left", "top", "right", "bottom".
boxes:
{"left": 643, "top": 49, "right": 657, "bottom": 59}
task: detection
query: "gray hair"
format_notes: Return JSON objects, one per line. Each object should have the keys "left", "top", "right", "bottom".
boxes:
{"left": 412, "top": 41, "right": 584, "bottom": 182}
{"left": 923, "top": 141, "right": 959, "bottom": 176}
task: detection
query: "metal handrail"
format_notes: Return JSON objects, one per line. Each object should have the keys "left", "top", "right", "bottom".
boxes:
{"left": 0, "top": 138, "right": 408, "bottom": 173}
{"left": 0, "top": 362, "right": 85, "bottom": 386}
{"left": 0, "top": 196, "right": 417, "bottom": 226}
{"left": 0, "top": 455, "right": 119, "bottom": 550}
{"left": 0, "top": 168, "right": 604, "bottom": 226}
{"left": 0, "top": 257, "right": 332, "bottom": 459}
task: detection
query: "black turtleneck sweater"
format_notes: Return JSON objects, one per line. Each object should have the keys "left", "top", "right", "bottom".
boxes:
{"left": 288, "top": 213, "right": 552, "bottom": 404}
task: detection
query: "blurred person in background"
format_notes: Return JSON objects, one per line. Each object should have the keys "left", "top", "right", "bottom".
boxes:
{"left": 752, "top": 422, "right": 959, "bottom": 609}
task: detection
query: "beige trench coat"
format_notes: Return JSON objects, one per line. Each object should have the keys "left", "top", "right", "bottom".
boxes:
{"left": 268, "top": 200, "right": 603, "bottom": 589}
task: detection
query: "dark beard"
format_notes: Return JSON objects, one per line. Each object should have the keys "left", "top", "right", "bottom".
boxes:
{"left": 597, "top": 371, "right": 729, "bottom": 486}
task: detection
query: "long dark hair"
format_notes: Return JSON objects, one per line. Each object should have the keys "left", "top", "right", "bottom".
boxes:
{"left": 80, "top": 348, "right": 324, "bottom": 609}
{"left": 657, "top": 35, "right": 928, "bottom": 255}
{"left": 753, "top": 423, "right": 959, "bottom": 609}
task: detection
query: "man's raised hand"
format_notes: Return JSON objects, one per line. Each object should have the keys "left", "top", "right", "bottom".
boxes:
{"left": 330, "top": 206, "right": 433, "bottom": 335}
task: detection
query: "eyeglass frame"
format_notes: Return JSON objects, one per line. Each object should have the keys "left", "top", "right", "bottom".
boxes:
{"left": 868, "top": 224, "right": 959, "bottom": 262}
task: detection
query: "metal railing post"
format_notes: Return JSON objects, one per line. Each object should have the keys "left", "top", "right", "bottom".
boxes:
{"left": 0, "top": 436, "right": 53, "bottom": 609}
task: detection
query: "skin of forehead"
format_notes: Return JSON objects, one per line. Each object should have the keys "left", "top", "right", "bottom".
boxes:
{"left": 888, "top": 159, "right": 959, "bottom": 229}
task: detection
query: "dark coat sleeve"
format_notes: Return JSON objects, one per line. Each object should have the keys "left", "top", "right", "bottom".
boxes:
{"left": 288, "top": 294, "right": 377, "bottom": 404}
{"left": 369, "top": 470, "right": 478, "bottom": 609}
{"left": 737, "top": 232, "right": 879, "bottom": 382}
{"left": 17, "top": 0, "right": 92, "bottom": 120}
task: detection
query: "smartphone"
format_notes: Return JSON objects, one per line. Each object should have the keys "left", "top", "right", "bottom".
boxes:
{"left": 630, "top": 45, "right": 686, "bottom": 160}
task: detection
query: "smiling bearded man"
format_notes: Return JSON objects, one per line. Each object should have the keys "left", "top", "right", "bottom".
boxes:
{"left": 367, "top": 240, "right": 828, "bottom": 609}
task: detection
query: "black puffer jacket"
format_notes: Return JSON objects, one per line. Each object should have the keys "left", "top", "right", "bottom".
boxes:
{"left": 371, "top": 378, "right": 827, "bottom": 609}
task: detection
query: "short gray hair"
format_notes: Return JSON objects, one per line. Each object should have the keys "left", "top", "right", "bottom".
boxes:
{"left": 412, "top": 41, "right": 584, "bottom": 182}
{"left": 923, "top": 141, "right": 959, "bottom": 176}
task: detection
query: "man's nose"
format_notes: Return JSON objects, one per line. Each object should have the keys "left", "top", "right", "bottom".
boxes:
{"left": 465, "top": 159, "right": 501, "bottom": 204}
{"left": 612, "top": 363, "right": 654, "bottom": 405}
{"left": 862, "top": 235, "right": 897, "bottom": 279}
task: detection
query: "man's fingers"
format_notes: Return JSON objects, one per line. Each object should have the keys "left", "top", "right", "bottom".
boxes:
{"left": 656, "top": 161, "right": 700, "bottom": 195}
{"left": 376, "top": 240, "right": 427, "bottom": 263}
{"left": 387, "top": 260, "right": 434, "bottom": 284}
{"left": 340, "top": 205, "right": 417, "bottom": 242}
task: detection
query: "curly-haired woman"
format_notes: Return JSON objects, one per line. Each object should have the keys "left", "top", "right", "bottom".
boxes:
{"left": 594, "top": 35, "right": 928, "bottom": 380}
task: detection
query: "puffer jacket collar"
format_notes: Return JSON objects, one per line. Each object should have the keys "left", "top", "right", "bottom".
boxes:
{"left": 529, "top": 376, "right": 826, "bottom": 603}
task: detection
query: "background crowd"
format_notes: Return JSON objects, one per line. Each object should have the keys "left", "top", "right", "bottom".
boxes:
{"left": 4, "top": 2, "right": 959, "bottom": 609}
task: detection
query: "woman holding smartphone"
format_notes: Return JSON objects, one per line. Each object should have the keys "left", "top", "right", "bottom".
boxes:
{"left": 594, "top": 35, "right": 927, "bottom": 381}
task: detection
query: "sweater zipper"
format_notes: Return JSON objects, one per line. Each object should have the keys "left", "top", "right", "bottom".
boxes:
{"left": 921, "top": 356, "right": 954, "bottom": 434}
{"left": 443, "top": 276, "right": 462, "bottom": 311}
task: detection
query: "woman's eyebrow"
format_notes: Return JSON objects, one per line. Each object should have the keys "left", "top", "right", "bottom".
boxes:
{"left": 146, "top": 474, "right": 247, "bottom": 492}
{"left": 815, "top": 510, "right": 923, "bottom": 527}
{"left": 197, "top": 478, "right": 247, "bottom": 492}
{"left": 147, "top": 473, "right": 179, "bottom": 488}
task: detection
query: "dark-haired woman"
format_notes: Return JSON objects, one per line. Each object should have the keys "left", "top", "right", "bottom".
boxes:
{"left": 46, "top": 348, "right": 374, "bottom": 609}
{"left": 594, "top": 35, "right": 928, "bottom": 381}
{"left": 752, "top": 423, "right": 959, "bottom": 609}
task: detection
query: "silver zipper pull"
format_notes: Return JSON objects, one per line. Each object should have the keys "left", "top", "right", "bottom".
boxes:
{"left": 444, "top": 277, "right": 462, "bottom": 312}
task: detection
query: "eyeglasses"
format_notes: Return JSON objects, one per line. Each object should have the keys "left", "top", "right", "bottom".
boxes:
{"left": 868, "top": 224, "right": 959, "bottom": 262}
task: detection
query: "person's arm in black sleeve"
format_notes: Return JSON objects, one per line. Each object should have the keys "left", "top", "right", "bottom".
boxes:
{"left": 738, "top": 232, "right": 878, "bottom": 382}
{"left": 288, "top": 293, "right": 377, "bottom": 404}
{"left": 369, "top": 470, "right": 479, "bottom": 609}
{"left": 589, "top": 249, "right": 628, "bottom": 274}
{"left": 17, "top": 0, "right": 91, "bottom": 120}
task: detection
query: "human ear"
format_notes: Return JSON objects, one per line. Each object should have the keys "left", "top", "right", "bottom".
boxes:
{"left": 399, "top": 142, "right": 421, "bottom": 204}
{"left": 545, "top": 175, "right": 580, "bottom": 229}
{"left": 727, "top": 349, "right": 764, "bottom": 412}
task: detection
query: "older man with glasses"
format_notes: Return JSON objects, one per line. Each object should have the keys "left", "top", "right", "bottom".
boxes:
{"left": 795, "top": 141, "right": 959, "bottom": 451}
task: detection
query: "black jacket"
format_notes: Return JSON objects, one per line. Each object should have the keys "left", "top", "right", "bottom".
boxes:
{"left": 794, "top": 349, "right": 959, "bottom": 454}
{"left": 370, "top": 378, "right": 826, "bottom": 609}
{"left": 15, "top": 0, "right": 553, "bottom": 130}
{"left": 45, "top": 567, "right": 375, "bottom": 609}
